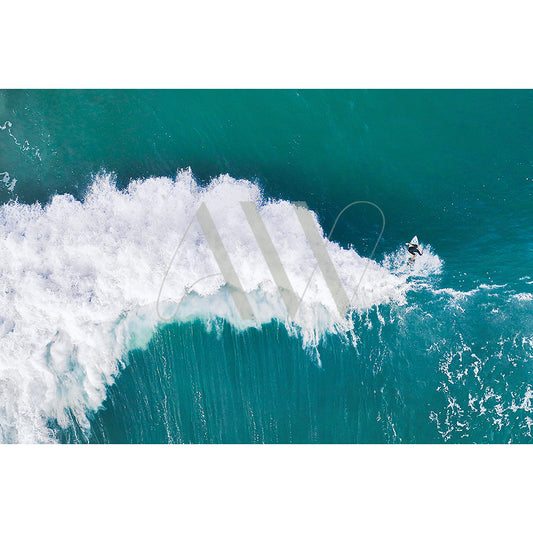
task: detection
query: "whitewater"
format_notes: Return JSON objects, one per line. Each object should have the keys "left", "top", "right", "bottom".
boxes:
{"left": 0, "top": 168, "right": 460, "bottom": 443}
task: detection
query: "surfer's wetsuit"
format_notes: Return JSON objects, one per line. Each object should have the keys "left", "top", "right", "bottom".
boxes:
{"left": 408, "top": 244, "right": 422, "bottom": 256}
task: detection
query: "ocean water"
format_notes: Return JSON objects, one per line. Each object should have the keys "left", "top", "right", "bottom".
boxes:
{"left": 0, "top": 89, "right": 531, "bottom": 443}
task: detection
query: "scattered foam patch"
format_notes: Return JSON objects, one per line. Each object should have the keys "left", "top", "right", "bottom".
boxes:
{"left": 512, "top": 293, "right": 533, "bottom": 302}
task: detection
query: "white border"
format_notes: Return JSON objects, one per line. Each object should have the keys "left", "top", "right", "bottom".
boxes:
{"left": 2, "top": 445, "right": 532, "bottom": 531}
{"left": 3, "top": 0, "right": 533, "bottom": 88}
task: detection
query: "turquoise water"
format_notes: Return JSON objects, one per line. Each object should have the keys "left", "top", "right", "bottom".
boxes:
{"left": 0, "top": 90, "right": 531, "bottom": 443}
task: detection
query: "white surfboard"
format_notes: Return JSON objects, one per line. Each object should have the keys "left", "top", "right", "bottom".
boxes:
{"left": 410, "top": 235, "right": 418, "bottom": 246}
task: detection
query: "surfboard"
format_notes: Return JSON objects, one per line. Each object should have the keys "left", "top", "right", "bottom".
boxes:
{"left": 410, "top": 235, "right": 418, "bottom": 246}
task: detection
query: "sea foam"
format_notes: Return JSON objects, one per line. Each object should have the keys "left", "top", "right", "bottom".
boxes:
{"left": 0, "top": 170, "right": 429, "bottom": 442}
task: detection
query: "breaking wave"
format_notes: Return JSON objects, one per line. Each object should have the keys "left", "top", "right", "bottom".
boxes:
{"left": 1, "top": 169, "right": 445, "bottom": 442}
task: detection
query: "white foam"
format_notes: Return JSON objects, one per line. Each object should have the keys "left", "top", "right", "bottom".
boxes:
{"left": 381, "top": 243, "right": 443, "bottom": 282}
{"left": 479, "top": 283, "right": 507, "bottom": 290}
{"left": 511, "top": 293, "right": 533, "bottom": 302}
{"left": 432, "top": 287, "right": 479, "bottom": 300}
{"left": 1, "top": 170, "right": 426, "bottom": 442}
{"left": 0, "top": 120, "right": 42, "bottom": 161}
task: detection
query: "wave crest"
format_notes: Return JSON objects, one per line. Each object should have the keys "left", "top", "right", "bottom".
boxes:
{"left": 0, "top": 169, "right": 436, "bottom": 442}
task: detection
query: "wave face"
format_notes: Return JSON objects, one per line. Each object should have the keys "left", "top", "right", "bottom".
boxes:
{"left": 1, "top": 170, "right": 446, "bottom": 443}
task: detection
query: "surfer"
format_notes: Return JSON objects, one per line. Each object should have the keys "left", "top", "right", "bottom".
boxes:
{"left": 406, "top": 236, "right": 422, "bottom": 263}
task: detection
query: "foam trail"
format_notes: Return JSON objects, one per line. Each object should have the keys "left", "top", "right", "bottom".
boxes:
{"left": 0, "top": 170, "right": 425, "bottom": 442}
{"left": 0, "top": 120, "right": 42, "bottom": 161}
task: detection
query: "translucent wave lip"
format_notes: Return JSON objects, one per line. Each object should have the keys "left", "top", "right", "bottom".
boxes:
{"left": 0, "top": 169, "right": 434, "bottom": 443}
